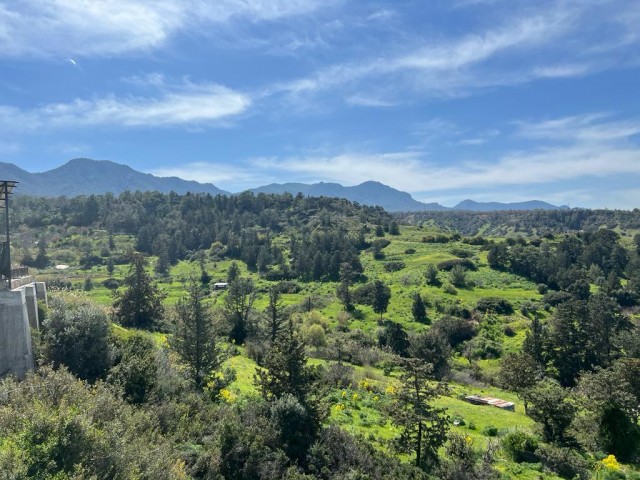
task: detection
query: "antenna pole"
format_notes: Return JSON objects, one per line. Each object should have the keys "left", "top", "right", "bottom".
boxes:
{"left": 4, "top": 182, "right": 10, "bottom": 287}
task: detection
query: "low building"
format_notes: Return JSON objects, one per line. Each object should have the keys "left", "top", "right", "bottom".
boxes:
{"left": 464, "top": 394, "right": 515, "bottom": 411}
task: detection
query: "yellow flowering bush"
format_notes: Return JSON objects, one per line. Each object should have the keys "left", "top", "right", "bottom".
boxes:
{"left": 218, "top": 388, "right": 235, "bottom": 403}
{"left": 385, "top": 385, "right": 396, "bottom": 395}
{"left": 602, "top": 454, "right": 620, "bottom": 471}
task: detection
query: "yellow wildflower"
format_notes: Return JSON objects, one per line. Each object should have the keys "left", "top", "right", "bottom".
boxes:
{"left": 602, "top": 454, "right": 620, "bottom": 471}
{"left": 218, "top": 388, "right": 235, "bottom": 403}
{"left": 385, "top": 385, "right": 396, "bottom": 395}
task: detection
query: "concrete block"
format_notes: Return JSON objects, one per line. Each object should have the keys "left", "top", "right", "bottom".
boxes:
{"left": 0, "top": 289, "right": 34, "bottom": 380}
{"left": 22, "top": 284, "right": 39, "bottom": 330}
{"left": 35, "top": 282, "right": 48, "bottom": 306}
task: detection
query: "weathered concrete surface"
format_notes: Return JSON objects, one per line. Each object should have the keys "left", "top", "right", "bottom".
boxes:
{"left": 0, "top": 289, "right": 34, "bottom": 380}
{"left": 22, "top": 284, "right": 39, "bottom": 330}
{"left": 35, "top": 282, "right": 48, "bottom": 306}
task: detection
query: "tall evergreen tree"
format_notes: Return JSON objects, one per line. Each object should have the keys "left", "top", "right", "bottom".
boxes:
{"left": 336, "top": 262, "right": 355, "bottom": 311}
{"left": 265, "top": 284, "right": 286, "bottom": 343}
{"left": 112, "top": 253, "right": 165, "bottom": 330}
{"left": 372, "top": 280, "right": 391, "bottom": 320}
{"left": 170, "top": 279, "right": 221, "bottom": 390}
{"left": 224, "top": 277, "right": 256, "bottom": 344}
{"left": 388, "top": 358, "right": 449, "bottom": 471}
{"left": 411, "top": 292, "right": 428, "bottom": 324}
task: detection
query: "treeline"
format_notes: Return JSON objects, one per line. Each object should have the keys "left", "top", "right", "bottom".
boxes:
{"left": 487, "top": 229, "right": 640, "bottom": 305}
{"left": 12, "top": 191, "right": 390, "bottom": 280}
{"left": 396, "top": 208, "right": 640, "bottom": 236}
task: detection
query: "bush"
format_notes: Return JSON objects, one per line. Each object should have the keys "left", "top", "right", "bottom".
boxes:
{"left": 449, "top": 265, "right": 467, "bottom": 288}
{"left": 503, "top": 325, "right": 516, "bottom": 337}
{"left": 303, "top": 324, "right": 327, "bottom": 348}
{"left": 501, "top": 431, "right": 539, "bottom": 463}
{"left": 404, "top": 248, "right": 416, "bottom": 254}
{"left": 41, "top": 294, "right": 112, "bottom": 382}
{"left": 450, "top": 248, "right": 474, "bottom": 258}
{"left": 537, "top": 283, "right": 549, "bottom": 294}
{"left": 102, "top": 277, "right": 121, "bottom": 289}
{"left": 482, "top": 425, "right": 498, "bottom": 437}
{"left": 475, "top": 297, "right": 514, "bottom": 315}
{"left": 442, "top": 283, "right": 458, "bottom": 295}
{"left": 536, "top": 445, "right": 590, "bottom": 480}
{"left": 437, "top": 258, "right": 478, "bottom": 271}
{"left": 321, "top": 363, "right": 355, "bottom": 388}
{"left": 543, "top": 290, "right": 573, "bottom": 306}
{"left": 383, "top": 261, "right": 406, "bottom": 272}
{"left": 370, "top": 239, "right": 390, "bottom": 250}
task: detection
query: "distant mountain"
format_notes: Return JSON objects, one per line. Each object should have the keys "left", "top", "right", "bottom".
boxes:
{"left": 0, "top": 158, "right": 228, "bottom": 197}
{"left": 248, "top": 181, "right": 449, "bottom": 212}
{"left": 0, "top": 158, "right": 566, "bottom": 211}
{"left": 453, "top": 199, "right": 568, "bottom": 211}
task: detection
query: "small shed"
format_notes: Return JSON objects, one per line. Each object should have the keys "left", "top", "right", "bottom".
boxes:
{"left": 464, "top": 394, "right": 515, "bottom": 412}
{"left": 213, "top": 282, "right": 228, "bottom": 290}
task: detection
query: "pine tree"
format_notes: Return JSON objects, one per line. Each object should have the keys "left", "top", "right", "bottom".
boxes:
{"left": 336, "top": 262, "right": 355, "bottom": 311}
{"left": 411, "top": 292, "right": 428, "bottom": 323}
{"left": 224, "top": 277, "right": 256, "bottom": 344}
{"left": 372, "top": 280, "right": 391, "bottom": 320}
{"left": 388, "top": 358, "right": 450, "bottom": 471}
{"left": 112, "top": 253, "right": 165, "bottom": 330}
{"left": 170, "top": 279, "right": 221, "bottom": 390}
{"left": 265, "top": 284, "right": 286, "bottom": 343}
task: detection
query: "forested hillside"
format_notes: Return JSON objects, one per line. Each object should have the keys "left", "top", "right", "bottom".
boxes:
{"left": 2, "top": 192, "right": 640, "bottom": 479}
{"left": 397, "top": 209, "right": 640, "bottom": 236}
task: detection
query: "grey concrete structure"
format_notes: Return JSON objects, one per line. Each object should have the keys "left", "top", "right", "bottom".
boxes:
{"left": 35, "top": 281, "right": 48, "bottom": 306}
{"left": 21, "top": 284, "right": 39, "bottom": 330}
{"left": 0, "top": 288, "right": 34, "bottom": 380}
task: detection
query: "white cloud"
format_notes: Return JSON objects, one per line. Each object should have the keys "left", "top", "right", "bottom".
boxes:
{"left": 0, "top": 0, "right": 327, "bottom": 58}
{"left": 345, "top": 95, "right": 395, "bottom": 108}
{"left": 0, "top": 81, "right": 250, "bottom": 130}
{"left": 267, "top": 1, "right": 640, "bottom": 105}
{"left": 515, "top": 114, "right": 640, "bottom": 143}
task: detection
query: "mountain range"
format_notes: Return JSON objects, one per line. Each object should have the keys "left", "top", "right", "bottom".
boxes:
{"left": 0, "top": 158, "right": 567, "bottom": 212}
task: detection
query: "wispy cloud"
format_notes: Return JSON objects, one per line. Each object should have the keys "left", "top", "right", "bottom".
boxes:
{"left": 267, "top": 1, "right": 640, "bottom": 105}
{"left": 0, "top": 80, "right": 250, "bottom": 130}
{"left": 149, "top": 114, "right": 640, "bottom": 198}
{"left": 515, "top": 114, "right": 640, "bottom": 143}
{"left": 0, "top": 0, "right": 328, "bottom": 58}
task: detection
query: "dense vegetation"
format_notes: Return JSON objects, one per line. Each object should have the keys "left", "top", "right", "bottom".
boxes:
{"left": 397, "top": 208, "right": 640, "bottom": 236}
{"left": 3, "top": 192, "right": 640, "bottom": 479}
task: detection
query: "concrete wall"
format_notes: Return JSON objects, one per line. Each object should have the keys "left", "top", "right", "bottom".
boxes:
{"left": 22, "top": 284, "right": 39, "bottom": 330}
{"left": 0, "top": 289, "right": 34, "bottom": 380}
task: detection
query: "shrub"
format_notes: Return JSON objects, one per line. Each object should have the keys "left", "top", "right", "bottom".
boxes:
{"left": 303, "top": 324, "right": 327, "bottom": 348}
{"left": 41, "top": 294, "right": 112, "bottom": 383}
{"left": 404, "top": 248, "right": 416, "bottom": 254}
{"left": 536, "top": 445, "right": 590, "bottom": 480}
{"left": 102, "top": 278, "right": 121, "bottom": 289}
{"left": 502, "top": 431, "right": 539, "bottom": 463}
{"left": 442, "top": 283, "right": 458, "bottom": 295}
{"left": 449, "top": 265, "right": 468, "bottom": 288}
{"left": 383, "top": 261, "right": 406, "bottom": 272}
{"left": 371, "top": 239, "right": 390, "bottom": 249}
{"left": 437, "top": 258, "right": 478, "bottom": 271}
{"left": 321, "top": 363, "right": 355, "bottom": 388}
{"left": 503, "top": 325, "right": 516, "bottom": 337}
{"left": 475, "top": 297, "right": 514, "bottom": 315}
{"left": 537, "top": 283, "right": 549, "bottom": 294}
{"left": 543, "top": 290, "right": 573, "bottom": 306}
{"left": 482, "top": 425, "right": 498, "bottom": 437}
{"left": 450, "top": 248, "right": 474, "bottom": 258}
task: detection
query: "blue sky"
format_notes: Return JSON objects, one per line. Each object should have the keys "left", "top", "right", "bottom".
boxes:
{"left": 1, "top": 0, "right": 639, "bottom": 208}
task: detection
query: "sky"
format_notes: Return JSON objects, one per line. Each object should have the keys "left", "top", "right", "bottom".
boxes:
{"left": 0, "top": 0, "right": 639, "bottom": 208}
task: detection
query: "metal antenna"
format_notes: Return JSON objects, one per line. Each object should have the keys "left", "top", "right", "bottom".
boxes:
{"left": 0, "top": 180, "right": 17, "bottom": 290}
